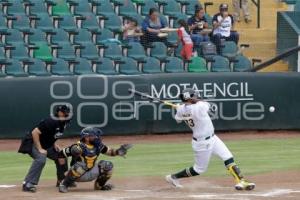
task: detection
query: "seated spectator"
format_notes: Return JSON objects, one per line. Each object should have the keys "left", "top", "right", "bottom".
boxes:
{"left": 177, "top": 19, "right": 193, "bottom": 60}
{"left": 187, "top": 5, "right": 210, "bottom": 47}
{"left": 211, "top": 3, "right": 239, "bottom": 53}
{"left": 122, "top": 18, "right": 142, "bottom": 43}
{"left": 141, "top": 8, "right": 167, "bottom": 46}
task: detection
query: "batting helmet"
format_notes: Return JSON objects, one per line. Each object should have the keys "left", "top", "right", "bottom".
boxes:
{"left": 80, "top": 127, "right": 103, "bottom": 139}
{"left": 179, "top": 88, "right": 200, "bottom": 102}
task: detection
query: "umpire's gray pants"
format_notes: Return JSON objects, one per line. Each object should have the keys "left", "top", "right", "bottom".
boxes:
{"left": 24, "top": 146, "right": 60, "bottom": 185}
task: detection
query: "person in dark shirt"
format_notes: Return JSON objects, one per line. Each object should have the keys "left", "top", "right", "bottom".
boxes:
{"left": 187, "top": 6, "right": 209, "bottom": 47}
{"left": 18, "top": 105, "right": 71, "bottom": 192}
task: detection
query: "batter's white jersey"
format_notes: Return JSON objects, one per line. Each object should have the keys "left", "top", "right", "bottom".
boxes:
{"left": 175, "top": 101, "right": 214, "bottom": 139}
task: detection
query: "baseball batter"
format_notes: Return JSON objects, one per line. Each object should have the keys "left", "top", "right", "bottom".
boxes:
{"left": 166, "top": 88, "right": 255, "bottom": 190}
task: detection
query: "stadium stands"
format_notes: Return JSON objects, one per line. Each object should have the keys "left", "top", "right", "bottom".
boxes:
{"left": 0, "top": 0, "right": 266, "bottom": 77}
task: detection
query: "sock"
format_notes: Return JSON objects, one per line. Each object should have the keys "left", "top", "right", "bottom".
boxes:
{"left": 172, "top": 167, "right": 199, "bottom": 179}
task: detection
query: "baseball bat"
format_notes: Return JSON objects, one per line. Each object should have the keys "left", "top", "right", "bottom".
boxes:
{"left": 128, "top": 88, "right": 178, "bottom": 108}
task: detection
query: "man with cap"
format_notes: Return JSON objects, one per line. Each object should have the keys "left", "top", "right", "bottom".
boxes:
{"left": 211, "top": 3, "right": 239, "bottom": 53}
{"left": 18, "top": 105, "right": 72, "bottom": 192}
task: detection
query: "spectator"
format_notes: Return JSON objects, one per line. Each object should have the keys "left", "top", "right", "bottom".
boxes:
{"left": 232, "top": 0, "right": 251, "bottom": 23}
{"left": 177, "top": 19, "right": 193, "bottom": 60}
{"left": 187, "top": 5, "right": 210, "bottom": 47}
{"left": 122, "top": 18, "right": 142, "bottom": 43}
{"left": 141, "top": 8, "right": 167, "bottom": 46}
{"left": 211, "top": 3, "right": 239, "bottom": 53}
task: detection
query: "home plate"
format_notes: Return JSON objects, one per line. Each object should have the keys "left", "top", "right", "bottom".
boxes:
{"left": 0, "top": 185, "right": 16, "bottom": 188}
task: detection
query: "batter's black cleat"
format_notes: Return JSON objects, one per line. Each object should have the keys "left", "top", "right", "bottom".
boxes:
{"left": 22, "top": 182, "right": 37, "bottom": 193}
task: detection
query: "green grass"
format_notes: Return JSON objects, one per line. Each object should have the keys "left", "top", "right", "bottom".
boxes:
{"left": 1, "top": 138, "right": 300, "bottom": 184}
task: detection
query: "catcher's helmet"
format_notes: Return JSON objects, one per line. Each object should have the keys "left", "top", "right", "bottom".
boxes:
{"left": 55, "top": 105, "right": 71, "bottom": 117}
{"left": 80, "top": 127, "right": 103, "bottom": 139}
{"left": 179, "top": 88, "right": 200, "bottom": 102}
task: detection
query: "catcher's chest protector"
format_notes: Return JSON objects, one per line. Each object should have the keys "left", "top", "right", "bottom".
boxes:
{"left": 78, "top": 142, "right": 103, "bottom": 169}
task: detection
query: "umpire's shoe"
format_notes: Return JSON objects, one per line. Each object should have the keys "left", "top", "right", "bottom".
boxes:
{"left": 22, "top": 182, "right": 37, "bottom": 193}
{"left": 235, "top": 179, "right": 255, "bottom": 191}
{"left": 165, "top": 175, "right": 183, "bottom": 188}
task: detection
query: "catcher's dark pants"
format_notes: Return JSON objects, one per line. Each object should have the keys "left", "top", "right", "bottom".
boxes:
{"left": 24, "top": 146, "right": 68, "bottom": 185}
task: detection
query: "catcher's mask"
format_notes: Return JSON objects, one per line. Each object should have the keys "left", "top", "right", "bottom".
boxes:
{"left": 179, "top": 88, "right": 200, "bottom": 102}
{"left": 80, "top": 127, "right": 103, "bottom": 146}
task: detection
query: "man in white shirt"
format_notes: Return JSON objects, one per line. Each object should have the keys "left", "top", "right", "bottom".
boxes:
{"left": 165, "top": 88, "right": 255, "bottom": 191}
{"left": 212, "top": 3, "right": 239, "bottom": 53}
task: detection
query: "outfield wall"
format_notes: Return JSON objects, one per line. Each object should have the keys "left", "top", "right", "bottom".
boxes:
{"left": 0, "top": 73, "right": 300, "bottom": 138}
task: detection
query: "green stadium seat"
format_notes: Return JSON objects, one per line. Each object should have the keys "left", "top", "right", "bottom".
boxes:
{"left": 163, "top": 0, "right": 182, "bottom": 19}
{"left": 3, "top": 0, "right": 26, "bottom": 15}
{"left": 26, "top": 29, "right": 48, "bottom": 44}
{"left": 0, "top": 47, "right": 5, "bottom": 61}
{"left": 79, "top": 42, "right": 100, "bottom": 60}
{"left": 165, "top": 57, "right": 184, "bottom": 73}
{"left": 127, "top": 42, "right": 147, "bottom": 62}
{"left": 4, "top": 29, "right": 25, "bottom": 45}
{"left": 68, "top": 0, "right": 92, "bottom": 15}
{"left": 56, "top": 43, "right": 76, "bottom": 60}
{"left": 34, "top": 14, "right": 54, "bottom": 32}
{"left": 27, "top": 0, "right": 48, "bottom": 15}
{"left": 80, "top": 13, "right": 100, "bottom": 32}
{"left": 211, "top": 55, "right": 230, "bottom": 72}
{"left": 141, "top": 0, "right": 158, "bottom": 16}
{"left": 103, "top": 13, "right": 123, "bottom": 34}
{"left": 56, "top": 15, "right": 78, "bottom": 32}
{"left": 95, "top": 29, "right": 114, "bottom": 45}
{"left": 142, "top": 57, "right": 162, "bottom": 73}
{"left": 51, "top": 28, "right": 70, "bottom": 45}
{"left": 96, "top": 0, "right": 115, "bottom": 17}
{"left": 50, "top": 58, "right": 73, "bottom": 75}
{"left": 119, "top": 0, "right": 138, "bottom": 18}
{"left": 103, "top": 43, "right": 125, "bottom": 61}
{"left": 174, "top": 43, "right": 183, "bottom": 58}
{"left": 9, "top": 14, "right": 31, "bottom": 31}
{"left": 188, "top": 57, "right": 208, "bottom": 72}
{"left": 0, "top": 65, "right": 6, "bottom": 77}
{"left": 233, "top": 55, "right": 252, "bottom": 72}
{"left": 166, "top": 31, "right": 178, "bottom": 47}
{"left": 48, "top": 0, "right": 71, "bottom": 16}
{"left": 95, "top": 57, "right": 119, "bottom": 75}
{"left": 5, "top": 59, "right": 28, "bottom": 77}
{"left": 27, "top": 58, "right": 51, "bottom": 76}
{"left": 33, "top": 42, "right": 53, "bottom": 62}
{"left": 173, "top": 13, "right": 188, "bottom": 28}
{"left": 150, "top": 42, "right": 168, "bottom": 61}
{"left": 221, "top": 41, "right": 238, "bottom": 61}
{"left": 119, "top": 57, "right": 142, "bottom": 75}
{"left": 73, "top": 57, "right": 95, "bottom": 74}
{"left": 0, "top": 13, "right": 7, "bottom": 32}
{"left": 74, "top": 29, "right": 93, "bottom": 44}
{"left": 185, "top": 0, "right": 202, "bottom": 15}
{"left": 295, "top": 1, "right": 300, "bottom": 11}
{"left": 8, "top": 44, "right": 30, "bottom": 60}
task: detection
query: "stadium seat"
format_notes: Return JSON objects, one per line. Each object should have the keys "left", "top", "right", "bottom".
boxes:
{"left": 210, "top": 55, "right": 230, "bottom": 72}
{"left": 96, "top": 0, "right": 115, "bottom": 17}
{"left": 3, "top": 29, "right": 25, "bottom": 45}
{"left": 163, "top": 0, "right": 182, "bottom": 19}
{"left": 142, "top": 57, "right": 162, "bottom": 73}
{"left": 150, "top": 42, "right": 168, "bottom": 61}
{"left": 80, "top": 13, "right": 100, "bottom": 32}
{"left": 119, "top": 57, "right": 142, "bottom": 75}
{"left": 56, "top": 43, "right": 76, "bottom": 60}
{"left": 50, "top": 58, "right": 73, "bottom": 75}
{"left": 74, "top": 29, "right": 93, "bottom": 44}
{"left": 103, "top": 43, "right": 125, "bottom": 61}
{"left": 0, "top": 47, "right": 5, "bottom": 61}
{"left": 51, "top": 28, "right": 70, "bottom": 45}
{"left": 73, "top": 57, "right": 95, "bottom": 74}
{"left": 27, "top": 0, "right": 48, "bottom": 15}
{"left": 26, "top": 29, "right": 48, "bottom": 44}
{"left": 0, "top": 65, "right": 6, "bottom": 77}
{"left": 166, "top": 31, "right": 178, "bottom": 47}
{"left": 95, "top": 57, "right": 119, "bottom": 75}
{"left": 199, "top": 42, "right": 217, "bottom": 61}
{"left": 95, "top": 28, "right": 114, "bottom": 45}
{"left": 221, "top": 41, "right": 239, "bottom": 61}
{"left": 48, "top": 0, "right": 71, "bottom": 16}
{"left": 165, "top": 57, "right": 184, "bottom": 73}
{"left": 141, "top": 0, "right": 158, "bottom": 16}
{"left": 119, "top": 0, "right": 138, "bottom": 18}
{"left": 27, "top": 58, "right": 51, "bottom": 76}
{"left": 174, "top": 43, "right": 183, "bottom": 58}
{"left": 9, "top": 14, "right": 31, "bottom": 31}
{"left": 5, "top": 59, "right": 28, "bottom": 77}
{"left": 68, "top": 0, "right": 92, "bottom": 15}
{"left": 103, "top": 13, "right": 123, "bottom": 34}
{"left": 172, "top": 13, "right": 188, "bottom": 28}
{"left": 233, "top": 55, "right": 252, "bottom": 72}
{"left": 56, "top": 15, "right": 78, "bottom": 32}
{"left": 295, "top": 1, "right": 300, "bottom": 11}
{"left": 34, "top": 14, "right": 54, "bottom": 32}
{"left": 185, "top": 0, "right": 202, "bottom": 15}
{"left": 127, "top": 42, "right": 147, "bottom": 62}
{"left": 79, "top": 42, "right": 100, "bottom": 60}
{"left": 3, "top": 0, "right": 26, "bottom": 15}
{"left": 188, "top": 57, "right": 208, "bottom": 72}
{"left": 0, "top": 13, "right": 7, "bottom": 32}
{"left": 8, "top": 43, "right": 30, "bottom": 60}
{"left": 33, "top": 42, "right": 53, "bottom": 62}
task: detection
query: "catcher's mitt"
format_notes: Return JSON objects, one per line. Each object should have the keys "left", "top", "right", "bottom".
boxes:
{"left": 117, "top": 144, "right": 133, "bottom": 158}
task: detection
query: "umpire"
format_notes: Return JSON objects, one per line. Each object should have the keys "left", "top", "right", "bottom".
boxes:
{"left": 18, "top": 105, "right": 72, "bottom": 192}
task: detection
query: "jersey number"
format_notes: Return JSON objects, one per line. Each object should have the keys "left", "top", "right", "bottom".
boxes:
{"left": 185, "top": 119, "right": 195, "bottom": 127}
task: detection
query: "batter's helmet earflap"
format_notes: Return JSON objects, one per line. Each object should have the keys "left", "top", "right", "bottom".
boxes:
{"left": 179, "top": 88, "right": 200, "bottom": 102}
{"left": 55, "top": 105, "right": 71, "bottom": 117}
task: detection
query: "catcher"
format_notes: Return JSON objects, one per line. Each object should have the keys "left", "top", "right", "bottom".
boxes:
{"left": 58, "top": 127, "right": 132, "bottom": 193}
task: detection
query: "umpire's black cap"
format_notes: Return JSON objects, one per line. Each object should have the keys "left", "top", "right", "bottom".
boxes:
{"left": 55, "top": 105, "right": 71, "bottom": 115}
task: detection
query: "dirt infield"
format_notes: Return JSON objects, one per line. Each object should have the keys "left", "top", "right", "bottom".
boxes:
{"left": 1, "top": 131, "right": 300, "bottom": 200}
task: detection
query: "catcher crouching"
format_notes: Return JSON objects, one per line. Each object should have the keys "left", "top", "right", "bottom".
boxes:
{"left": 58, "top": 127, "right": 132, "bottom": 193}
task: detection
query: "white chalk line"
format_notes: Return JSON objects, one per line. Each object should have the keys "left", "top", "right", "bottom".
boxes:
{"left": 0, "top": 185, "right": 16, "bottom": 188}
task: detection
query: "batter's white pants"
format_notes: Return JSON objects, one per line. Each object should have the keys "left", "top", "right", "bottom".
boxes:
{"left": 192, "top": 135, "right": 233, "bottom": 174}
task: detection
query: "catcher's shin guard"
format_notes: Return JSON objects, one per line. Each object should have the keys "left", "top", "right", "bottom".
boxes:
{"left": 94, "top": 160, "right": 113, "bottom": 190}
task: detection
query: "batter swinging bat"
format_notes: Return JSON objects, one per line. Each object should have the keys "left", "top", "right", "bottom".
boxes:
{"left": 128, "top": 88, "right": 178, "bottom": 108}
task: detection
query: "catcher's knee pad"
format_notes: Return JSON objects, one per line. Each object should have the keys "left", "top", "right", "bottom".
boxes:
{"left": 71, "top": 162, "right": 88, "bottom": 178}
{"left": 95, "top": 160, "right": 113, "bottom": 189}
